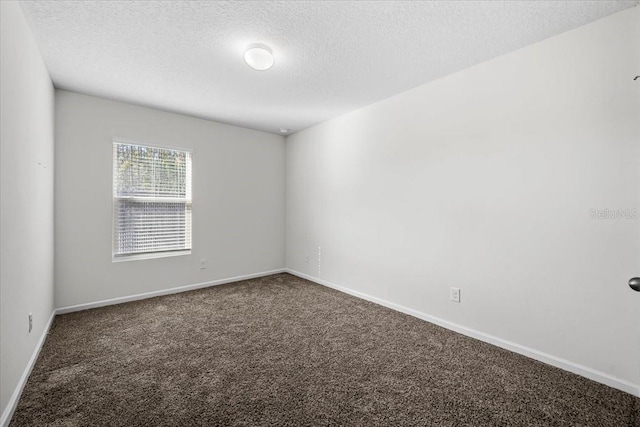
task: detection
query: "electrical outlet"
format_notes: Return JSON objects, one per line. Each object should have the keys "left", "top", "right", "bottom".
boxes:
{"left": 199, "top": 259, "right": 207, "bottom": 269}
{"left": 28, "top": 313, "right": 33, "bottom": 333}
{"left": 304, "top": 253, "right": 309, "bottom": 264}
{"left": 450, "top": 287, "right": 461, "bottom": 303}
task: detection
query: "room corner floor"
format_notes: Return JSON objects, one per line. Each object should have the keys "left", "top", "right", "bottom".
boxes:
{"left": 10, "top": 273, "right": 639, "bottom": 426}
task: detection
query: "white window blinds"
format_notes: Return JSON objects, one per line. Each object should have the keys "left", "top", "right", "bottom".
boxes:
{"left": 113, "top": 141, "right": 192, "bottom": 258}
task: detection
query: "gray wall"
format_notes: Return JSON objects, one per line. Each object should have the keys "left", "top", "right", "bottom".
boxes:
{"left": 54, "top": 91, "right": 286, "bottom": 308}
{"left": 0, "top": 1, "right": 55, "bottom": 420}
{"left": 286, "top": 7, "right": 640, "bottom": 390}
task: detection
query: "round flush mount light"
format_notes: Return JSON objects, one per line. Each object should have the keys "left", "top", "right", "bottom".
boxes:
{"left": 279, "top": 128, "right": 290, "bottom": 134}
{"left": 244, "top": 44, "right": 274, "bottom": 71}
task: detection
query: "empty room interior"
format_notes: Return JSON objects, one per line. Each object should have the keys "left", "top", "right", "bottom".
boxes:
{"left": 1, "top": 1, "right": 640, "bottom": 426}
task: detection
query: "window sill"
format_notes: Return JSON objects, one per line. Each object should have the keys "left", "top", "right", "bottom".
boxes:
{"left": 112, "top": 250, "right": 191, "bottom": 263}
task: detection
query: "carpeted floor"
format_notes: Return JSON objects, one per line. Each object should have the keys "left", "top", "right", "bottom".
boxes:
{"left": 10, "top": 273, "right": 639, "bottom": 426}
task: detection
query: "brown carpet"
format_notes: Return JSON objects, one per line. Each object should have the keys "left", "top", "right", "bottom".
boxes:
{"left": 10, "top": 273, "right": 639, "bottom": 426}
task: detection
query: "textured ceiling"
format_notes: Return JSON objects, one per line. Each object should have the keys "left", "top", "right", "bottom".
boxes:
{"left": 19, "top": 1, "right": 639, "bottom": 135}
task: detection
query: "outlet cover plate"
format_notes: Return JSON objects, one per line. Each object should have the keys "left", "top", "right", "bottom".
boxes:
{"left": 450, "top": 287, "right": 461, "bottom": 303}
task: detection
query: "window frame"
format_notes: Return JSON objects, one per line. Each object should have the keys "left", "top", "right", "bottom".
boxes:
{"left": 111, "top": 138, "right": 193, "bottom": 262}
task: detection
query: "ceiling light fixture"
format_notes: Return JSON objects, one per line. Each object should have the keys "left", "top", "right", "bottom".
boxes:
{"left": 244, "top": 44, "right": 274, "bottom": 71}
{"left": 279, "top": 128, "right": 289, "bottom": 134}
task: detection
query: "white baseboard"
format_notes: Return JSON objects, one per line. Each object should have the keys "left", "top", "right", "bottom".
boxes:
{"left": 1, "top": 310, "right": 56, "bottom": 427}
{"left": 285, "top": 268, "right": 640, "bottom": 398}
{"left": 56, "top": 269, "right": 286, "bottom": 314}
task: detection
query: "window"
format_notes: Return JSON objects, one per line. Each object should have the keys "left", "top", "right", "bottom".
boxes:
{"left": 112, "top": 141, "right": 192, "bottom": 260}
